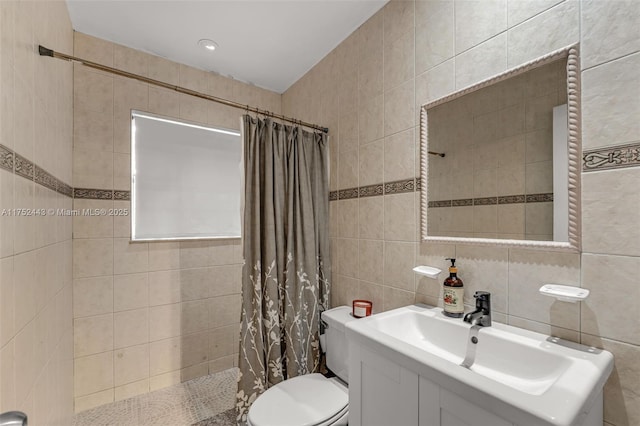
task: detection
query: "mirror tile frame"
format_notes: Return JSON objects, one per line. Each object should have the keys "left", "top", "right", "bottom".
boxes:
{"left": 419, "top": 44, "right": 581, "bottom": 252}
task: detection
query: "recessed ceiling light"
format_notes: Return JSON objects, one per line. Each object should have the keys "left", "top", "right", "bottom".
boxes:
{"left": 198, "top": 39, "right": 218, "bottom": 52}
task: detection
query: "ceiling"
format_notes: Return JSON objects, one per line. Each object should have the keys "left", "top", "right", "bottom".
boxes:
{"left": 66, "top": 0, "right": 388, "bottom": 93}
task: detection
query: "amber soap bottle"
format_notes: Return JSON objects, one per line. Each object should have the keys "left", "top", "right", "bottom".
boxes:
{"left": 443, "top": 258, "right": 464, "bottom": 318}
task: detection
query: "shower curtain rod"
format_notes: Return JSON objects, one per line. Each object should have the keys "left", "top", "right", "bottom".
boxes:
{"left": 38, "top": 45, "right": 329, "bottom": 133}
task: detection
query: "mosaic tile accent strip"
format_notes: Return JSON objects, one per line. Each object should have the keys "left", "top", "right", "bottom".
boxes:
{"left": 0, "top": 143, "right": 73, "bottom": 197}
{"left": 429, "top": 200, "right": 452, "bottom": 208}
{"left": 114, "top": 190, "right": 131, "bottom": 201}
{"left": 384, "top": 178, "right": 415, "bottom": 195}
{"left": 14, "top": 153, "right": 34, "bottom": 180}
{"left": 526, "top": 193, "right": 554, "bottom": 203}
{"left": 73, "top": 368, "right": 238, "bottom": 426}
{"left": 451, "top": 198, "right": 473, "bottom": 207}
{"left": 329, "top": 191, "right": 338, "bottom": 201}
{"left": 474, "top": 196, "right": 498, "bottom": 206}
{"left": 583, "top": 142, "right": 640, "bottom": 172}
{"left": 337, "top": 187, "right": 359, "bottom": 200}
{"left": 34, "top": 165, "right": 58, "bottom": 192}
{"left": 0, "top": 144, "right": 13, "bottom": 172}
{"left": 430, "top": 193, "right": 554, "bottom": 207}
{"left": 498, "top": 195, "right": 526, "bottom": 204}
{"left": 74, "top": 188, "right": 114, "bottom": 200}
{"left": 58, "top": 181, "right": 73, "bottom": 197}
{"left": 359, "top": 184, "right": 384, "bottom": 198}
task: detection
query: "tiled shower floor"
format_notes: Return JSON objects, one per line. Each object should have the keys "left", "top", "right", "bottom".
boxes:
{"left": 73, "top": 368, "right": 238, "bottom": 426}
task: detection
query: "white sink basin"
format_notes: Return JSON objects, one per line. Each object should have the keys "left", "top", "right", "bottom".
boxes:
{"left": 346, "top": 304, "right": 613, "bottom": 426}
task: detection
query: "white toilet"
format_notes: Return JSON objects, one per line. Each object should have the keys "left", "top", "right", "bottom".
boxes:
{"left": 247, "top": 306, "right": 356, "bottom": 426}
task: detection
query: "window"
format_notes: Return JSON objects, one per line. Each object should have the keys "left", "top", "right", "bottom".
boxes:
{"left": 131, "top": 111, "right": 242, "bottom": 241}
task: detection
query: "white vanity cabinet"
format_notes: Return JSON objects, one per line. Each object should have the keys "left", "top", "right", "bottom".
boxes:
{"left": 349, "top": 343, "right": 516, "bottom": 426}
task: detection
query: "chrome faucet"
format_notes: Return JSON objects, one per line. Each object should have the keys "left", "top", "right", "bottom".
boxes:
{"left": 463, "top": 291, "right": 492, "bottom": 327}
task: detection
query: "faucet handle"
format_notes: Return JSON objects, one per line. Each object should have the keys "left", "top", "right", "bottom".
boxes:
{"left": 474, "top": 291, "right": 491, "bottom": 311}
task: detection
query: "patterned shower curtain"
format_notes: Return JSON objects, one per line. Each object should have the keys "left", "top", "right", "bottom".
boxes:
{"left": 236, "top": 116, "right": 331, "bottom": 424}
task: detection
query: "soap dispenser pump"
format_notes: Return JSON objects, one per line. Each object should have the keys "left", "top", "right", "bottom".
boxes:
{"left": 443, "top": 258, "right": 464, "bottom": 318}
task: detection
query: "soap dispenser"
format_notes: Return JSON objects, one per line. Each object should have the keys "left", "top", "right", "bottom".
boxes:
{"left": 443, "top": 258, "right": 464, "bottom": 318}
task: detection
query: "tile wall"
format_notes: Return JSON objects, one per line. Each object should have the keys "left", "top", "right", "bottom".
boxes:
{"left": 0, "top": 1, "right": 75, "bottom": 424}
{"left": 427, "top": 58, "right": 566, "bottom": 240}
{"left": 282, "top": 1, "right": 640, "bottom": 425}
{"left": 71, "top": 33, "right": 282, "bottom": 412}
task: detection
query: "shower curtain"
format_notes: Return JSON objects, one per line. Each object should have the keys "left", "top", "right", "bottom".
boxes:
{"left": 236, "top": 116, "right": 331, "bottom": 423}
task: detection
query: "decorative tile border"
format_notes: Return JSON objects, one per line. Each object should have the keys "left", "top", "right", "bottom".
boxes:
{"left": 384, "top": 178, "right": 415, "bottom": 195}
{"left": 474, "top": 196, "right": 498, "bottom": 206}
{"left": 0, "top": 143, "right": 73, "bottom": 198}
{"left": 526, "top": 193, "right": 554, "bottom": 203}
{"left": 430, "top": 193, "right": 553, "bottom": 208}
{"left": 583, "top": 142, "right": 640, "bottom": 172}
{"left": 0, "top": 145, "right": 13, "bottom": 172}
{"left": 114, "top": 190, "right": 131, "bottom": 201}
{"left": 359, "top": 184, "right": 383, "bottom": 198}
{"left": 452, "top": 198, "right": 473, "bottom": 207}
{"left": 329, "top": 191, "right": 338, "bottom": 201}
{"left": 337, "top": 188, "right": 359, "bottom": 200}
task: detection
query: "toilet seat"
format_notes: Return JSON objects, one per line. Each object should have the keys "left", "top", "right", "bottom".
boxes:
{"left": 247, "top": 373, "right": 348, "bottom": 426}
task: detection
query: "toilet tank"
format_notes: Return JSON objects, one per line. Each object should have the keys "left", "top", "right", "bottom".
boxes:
{"left": 321, "top": 306, "right": 357, "bottom": 383}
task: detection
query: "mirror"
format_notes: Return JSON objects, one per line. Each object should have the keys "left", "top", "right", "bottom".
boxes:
{"left": 419, "top": 45, "right": 581, "bottom": 252}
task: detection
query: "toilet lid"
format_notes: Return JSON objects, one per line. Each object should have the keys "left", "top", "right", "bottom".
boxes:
{"left": 248, "top": 374, "right": 348, "bottom": 426}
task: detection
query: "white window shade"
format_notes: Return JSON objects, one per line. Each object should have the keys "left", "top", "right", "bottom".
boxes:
{"left": 131, "top": 111, "right": 242, "bottom": 241}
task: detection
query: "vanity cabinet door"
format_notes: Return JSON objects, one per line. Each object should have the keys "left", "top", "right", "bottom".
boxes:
{"left": 350, "top": 344, "right": 419, "bottom": 426}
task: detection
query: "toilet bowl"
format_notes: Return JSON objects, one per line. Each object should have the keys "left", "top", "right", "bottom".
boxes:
{"left": 247, "top": 306, "right": 355, "bottom": 426}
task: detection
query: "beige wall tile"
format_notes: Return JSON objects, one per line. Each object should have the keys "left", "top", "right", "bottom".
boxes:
{"left": 359, "top": 196, "right": 384, "bottom": 240}
{"left": 73, "top": 149, "right": 113, "bottom": 189}
{"left": 149, "top": 303, "right": 182, "bottom": 342}
{"left": 360, "top": 139, "right": 384, "bottom": 187}
{"left": 415, "top": 0, "right": 454, "bottom": 74}
{"left": 508, "top": 248, "right": 580, "bottom": 329}
{"left": 455, "top": 0, "right": 507, "bottom": 54}
{"left": 359, "top": 240, "right": 384, "bottom": 284}
{"left": 455, "top": 34, "right": 507, "bottom": 89}
{"left": 149, "top": 270, "right": 182, "bottom": 306}
{"left": 74, "top": 32, "right": 114, "bottom": 67}
{"left": 384, "top": 241, "right": 416, "bottom": 291}
{"left": 384, "top": 29, "right": 414, "bottom": 90}
{"left": 0, "top": 170, "right": 14, "bottom": 258}
{"left": 336, "top": 238, "right": 359, "bottom": 278}
{"left": 581, "top": 0, "right": 640, "bottom": 70}
{"left": 74, "top": 351, "right": 114, "bottom": 397}
{"left": 359, "top": 94, "right": 384, "bottom": 145}
{"left": 73, "top": 199, "right": 114, "bottom": 238}
{"left": 384, "top": 193, "right": 415, "bottom": 241}
{"left": 456, "top": 245, "right": 508, "bottom": 313}
{"left": 73, "top": 276, "right": 113, "bottom": 318}
{"left": 148, "top": 242, "right": 181, "bottom": 271}
{"left": 582, "top": 53, "right": 640, "bottom": 150}
{"left": 182, "top": 300, "right": 209, "bottom": 335}
{"left": 114, "top": 273, "right": 149, "bottom": 312}
{"left": 149, "top": 371, "right": 181, "bottom": 392}
{"left": 113, "top": 201, "right": 131, "bottom": 238}
{"left": 181, "top": 331, "right": 209, "bottom": 368}
{"left": 74, "top": 314, "right": 113, "bottom": 357}
{"left": 179, "top": 241, "right": 211, "bottom": 269}
{"left": 210, "top": 265, "right": 241, "bottom": 297}
{"left": 383, "top": 0, "right": 414, "bottom": 45}
{"left": 13, "top": 252, "right": 36, "bottom": 332}
{"left": 338, "top": 148, "right": 359, "bottom": 190}
{"left": 506, "top": 1, "right": 579, "bottom": 68}
{"left": 148, "top": 55, "right": 179, "bottom": 85}
{"left": 73, "top": 108, "right": 114, "bottom": 153}
{"left": 114, "top": 238, "right": 148, "bottom": 275}
{"left": 385, "top": 128, "right": 415, "bottom": 182}
{"left": 209, "top": 294, "right": 241, "bottom": 327}
{"left": 114, "top": 344, "right": 149, "bottom": 387}
{"left": 149, "top": 337, "right": 181, "bottom": 376}
{"left": 13, "top": 176, "right": 34, "bottom": 254}
{"left": 114, "top": 378, "right": 149, "bottom": 402}
{"left": 74, "top": 389, "right": 114, "bottom": 414}
{"left": 209, "top": 356, "right": 236, "bottom": 375}
{"left": 383, "top": 286, "right": 415, "bottom": 311}
{"left": 73, "top": 238, "right": 113, "bottom": 279}
{"left": 114, "top": 45, "right": 148, "bottom": 76}
{"left": 582, "top": 254, "right": 640, "bottom": 345}
{"left": 0, "top": 258, "right": 14, "bottom": 348}
{"left": 337, "top": 199, "right": 359, "bottom": 239}
{"left": 209, "top": 325, "right": 237, "bottom": 360}
{"left": 384, "top": 80, "right": 414, "bottom": 136}
{"left": 583, "top": 168, "right": 640, "bottom": 257}
{"left": 506, "top": 0, "right": 563, "bottom": 27}
{"left": 74, "top": 67, "right": 114, "bottom": 115}
{"left": 358, "top": 281, "right": 384, "bottom": 314}
{"left": 507, "top": 316, "right": 579, "bottom": 343}
{"left": 114, "top": 308, "right": 149, "bottom": 349}
{"left": 581, "top": 334, "right": 640, "bottom": 426}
